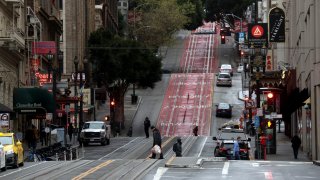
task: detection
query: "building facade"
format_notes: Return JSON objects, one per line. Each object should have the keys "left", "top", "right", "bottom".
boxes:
{"left": 284, "top": 0, "right": 320, "bottom": 160}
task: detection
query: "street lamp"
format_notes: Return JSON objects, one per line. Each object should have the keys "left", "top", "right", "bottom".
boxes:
{"left": 73, "top": 56, "right": 79, "bottom": 131}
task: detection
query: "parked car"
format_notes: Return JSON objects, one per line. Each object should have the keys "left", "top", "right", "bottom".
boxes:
{"left": 237, "top": 63, "right": 244, "bottom": 73}
{"left": 216, "top": 103, "right": 232, "bottom": 118}
{"left": 220, "top": 64, "right": 233, "bottom": 76}
{"left": 213, "top": 132, "right": 251, "bottom": 160}
{"left": 0, "top": 143, "right": 6, "bottom": 171}
{"left": 216, "top": 73, "right": 232, "bottom": 87}
{"left": 79, "top": 121, "right": 111, "bottom": 146}
{"left": 0, "top": 132, "right": 24, "bottom": 168}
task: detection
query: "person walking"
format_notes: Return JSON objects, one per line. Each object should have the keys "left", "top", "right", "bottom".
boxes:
{"left": 173, "top": 137, "right": 182, "bottom": 157}
{"left": 193, "top": 126, "right": 198, "bottom": 136}
{"left": 291, "top": 134, "right": 301, "bottom": 159}
{"left": 68, "top": 124, "right": 74, "bottom": 143}
{"left": 233, "top": 136, "right": 241, "bottom": 160}
{"left": 150, "top": 126, "right": 164, "bottom": 159}
{"left": 144, "top": 117, "right": 151, "bottom": 138}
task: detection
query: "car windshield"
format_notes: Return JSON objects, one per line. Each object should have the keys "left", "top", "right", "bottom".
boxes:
{"left": 0, "top": 136, "right": 13, "bottom": 145}
{"left": 222, "top": 143, "right": 234, "bottom": 149}
{"left": 219, "top": 132, "right": 247, "bottom": 140}
{"left": 83, "top": 123, "right": 103, "bottom": 129}
{"left": 221, "top": 65, "right": 231, "bottom": 69}
{"left": 218, "top": 103, "right": 229, "bottom": 109}
{"left": 218, "top": 74, "right": 230, "bottom": 78}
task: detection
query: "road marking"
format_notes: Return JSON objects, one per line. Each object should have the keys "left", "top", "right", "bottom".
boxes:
{"left": 264, "top": 171, "right": 273, "bottom": 180}
{"left": 222, "top": 161, "right": 229, "bottom": 175}
{"left": 98, "top": 137, "right": 139, "bottom": 160}
{"left": 0, "top": 161, "right": 48, "bottom": 178}
{"left": 153, "top": 167, "right": 168, "bottom": 180}
{"left": 72, "top": 160, "right": 113, "bottom": 180}
{"left": 198, "top": 137, "right": 207, "bottom": 157}
{"left": 165, "top": 155, "right": 176, "bottom": 166}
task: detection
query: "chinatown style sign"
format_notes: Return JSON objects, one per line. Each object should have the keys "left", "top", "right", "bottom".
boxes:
{"left": 248, "top": 23, "right": 268, "bottom": 47}
{"left": 269, "top": 7, "right": 285, "bottom": 42}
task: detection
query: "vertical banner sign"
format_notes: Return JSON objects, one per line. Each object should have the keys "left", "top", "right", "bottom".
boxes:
{"left": 248, "top": 23, "right": 268, "bottom": 47}
{"left": 269, "top": 7, "right": 285, "bottom": 42}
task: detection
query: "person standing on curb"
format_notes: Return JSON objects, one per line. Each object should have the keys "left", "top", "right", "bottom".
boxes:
{"left": 150, "top": 126, "right": 164, "bottom": 159}
{"left": 291, "top": 134, "right": 301, "bottom": 159}
{"left": 144, "top": 117, "right": 151, "bottom": 138}
{"left": 173, "top": 137, "right": 182, "bottom": 157}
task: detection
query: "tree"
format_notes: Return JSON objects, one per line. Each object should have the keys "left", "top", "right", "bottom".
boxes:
{"left": 131, "top": 0, "right": 189, "bottom": 48}
{"left": 88, "top": 28, "right": 162, "bottom": 129}
{"left": 177, "top": 0, "right": 204, "bottom": 30}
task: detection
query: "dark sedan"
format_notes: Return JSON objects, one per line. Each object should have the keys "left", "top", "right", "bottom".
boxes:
{"left": 216, "top": 103, "right": 232, "bottom": 118}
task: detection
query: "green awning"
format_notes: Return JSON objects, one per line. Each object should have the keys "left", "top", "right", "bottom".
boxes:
{"left": 13, "top": 88, "right": 55, "bottom": 114}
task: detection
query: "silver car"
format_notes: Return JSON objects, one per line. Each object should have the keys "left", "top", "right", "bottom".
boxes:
{"left": 216, "top": 73, "right": 232, "bottom": 87}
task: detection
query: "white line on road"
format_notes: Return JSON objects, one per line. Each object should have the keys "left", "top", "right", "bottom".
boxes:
{"left": 153, "top": 167, "right": 168, "bottom": 180}
{"left": 264, "top": 171, "right": 273, "bottom": 180}
{"left": 98, "top": 137, "right": 139, "bottom": 160}
{"left": 0, "top": 161, "right": 47, "bottom": 178}
{"left": 198, "top": 137, "right": 207, "bottom": 157}
{"left": 222, "top": 161, "right": 230, "bottom": 175}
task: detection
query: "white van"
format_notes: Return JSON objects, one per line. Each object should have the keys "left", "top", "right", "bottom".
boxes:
{"left": 79, "top": 121, "right": 111, "bottom": 146}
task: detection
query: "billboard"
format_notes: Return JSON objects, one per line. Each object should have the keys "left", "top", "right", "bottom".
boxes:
{"left": 32, "top": 41, "right": 56, "bottom": 55}
{"left": 248, "top": 23, "right": 268, "bottom": 47}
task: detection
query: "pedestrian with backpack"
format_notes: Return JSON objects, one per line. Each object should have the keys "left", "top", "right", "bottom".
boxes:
{"left": 173, "top": 137, "right": 182, "bottom": 157}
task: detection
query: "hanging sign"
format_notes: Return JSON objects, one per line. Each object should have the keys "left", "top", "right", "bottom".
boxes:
{"left": 269, "top": 7, "right": 285, "bottom": 42}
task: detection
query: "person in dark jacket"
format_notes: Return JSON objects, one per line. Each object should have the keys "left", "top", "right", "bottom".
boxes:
{"left": 144, "top": 117, "right": 151, "bottom": 138}
{"left": 193, "top": 126, "right": 198, "bottom": 136}
{"left": 150, "top": 126, "right": 164, "bottom": 159}
{"left": 173, "top": 137, "right": 182, "bottom": 157}
{"left": 291, "top": 134, "right": 301, "bottom": 159}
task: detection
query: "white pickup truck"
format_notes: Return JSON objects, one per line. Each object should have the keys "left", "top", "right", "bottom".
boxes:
{"left": 79, "top": 121, "right": 111, "bottom": 146}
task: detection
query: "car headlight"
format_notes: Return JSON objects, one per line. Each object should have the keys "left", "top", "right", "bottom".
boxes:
{"left": 6, "top": 149, "right": 14, "bottom": 155}
{"left": 100, "top": 131, "right": 105, "bottom": 137}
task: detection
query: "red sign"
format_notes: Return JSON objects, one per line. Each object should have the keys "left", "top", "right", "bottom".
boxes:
{"left": 266, "top": 56, "right": 272, "bottom": 71}
{"left": 251, "top": 25, "right": 264, "bottom": 38}
{"left": 32, "top": 41, "right": 56, "bottom": 55}
{"left": 36, "top": 73, "right": 52, "bottom": 86}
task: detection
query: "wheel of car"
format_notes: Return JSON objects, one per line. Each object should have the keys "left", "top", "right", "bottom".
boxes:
{"left": 13, "top": 154, "right": 19, "bottom": 168}
{"left": 101, "top": 139, "right": 106, "bottom": 146}
{"left": 1, "top": 166, "right": 6, "bottom": 171}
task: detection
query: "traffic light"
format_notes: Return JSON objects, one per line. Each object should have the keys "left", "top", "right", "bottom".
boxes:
{"left": 267, "top": 92, "right": 275, "bottom": 112}
{"left": 221, "top": 35, "right": 225, "bottom": 44}
{"left": 241, "top": 51, "right": 244, "bottom": 57}
{"left": 267, "top": 120, "right": 275, "bottom": 128}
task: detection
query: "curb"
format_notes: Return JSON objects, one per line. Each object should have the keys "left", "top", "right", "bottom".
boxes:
{"left": 313, "top": 161, "right": 320, "bottom": 166}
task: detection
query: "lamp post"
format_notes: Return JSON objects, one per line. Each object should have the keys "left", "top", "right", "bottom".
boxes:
{"left": 73, "top": 56, "right": 79, "bottom": 131}
{"left": 79, "top": 57, "right": 88, "bottom": 126}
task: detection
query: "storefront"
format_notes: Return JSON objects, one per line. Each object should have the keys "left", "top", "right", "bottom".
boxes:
{"left": 13, "top": 88, "right": 55, "bottom": 141}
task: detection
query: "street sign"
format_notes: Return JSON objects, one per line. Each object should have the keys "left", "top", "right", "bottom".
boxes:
{"left": 46, "top": 113, "right": 52, "bottom": 120}
{"left": 239, "top": 32, "right": 245, "bottom": 44}
{"left": 246, "top": 99, "right": 255, "bottom": 109}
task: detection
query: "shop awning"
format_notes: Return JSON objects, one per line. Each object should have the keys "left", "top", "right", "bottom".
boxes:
{"left": 0, "top": 103, "right": 13, "bottom": 113}
{"left": 13, "top": 88, "right": 55, "bottom": 114}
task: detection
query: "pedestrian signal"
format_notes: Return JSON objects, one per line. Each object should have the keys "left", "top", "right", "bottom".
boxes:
{"left": 267, "top": 120, "right": 275, "bottom": 128}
